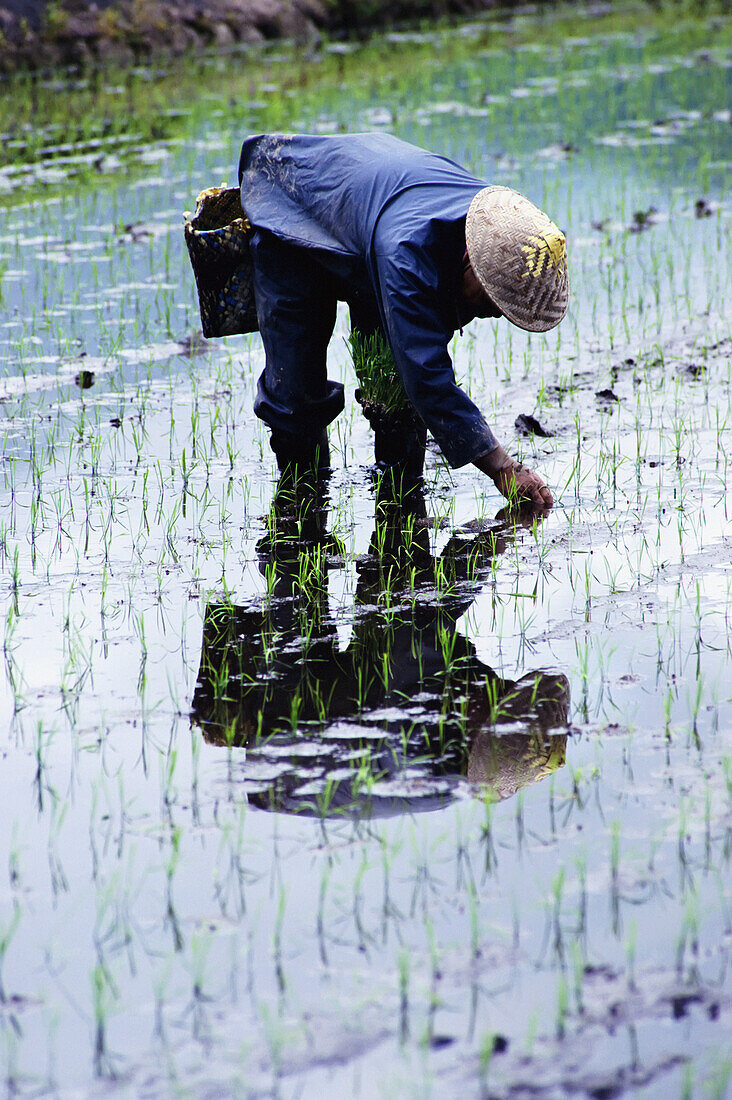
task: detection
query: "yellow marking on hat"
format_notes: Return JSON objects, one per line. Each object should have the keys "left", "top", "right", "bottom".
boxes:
{"left": 521, "top": 226, "right": 566, "bottom": 279}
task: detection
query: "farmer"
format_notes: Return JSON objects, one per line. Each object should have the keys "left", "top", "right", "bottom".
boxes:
{"left": 238, "top": 132, "right": 568, "bottom": 507}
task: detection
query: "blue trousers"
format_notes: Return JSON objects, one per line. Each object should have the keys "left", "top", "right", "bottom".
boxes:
{"left": 250, "top": 229, "right": 381, "bottom": 447}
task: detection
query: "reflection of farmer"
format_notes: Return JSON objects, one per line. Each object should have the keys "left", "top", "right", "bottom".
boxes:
{"left": 238, "top": 133, "right": 568, "bottom": 506}
{"left": 191, "top": 471, "right": 569, "bottom": 816}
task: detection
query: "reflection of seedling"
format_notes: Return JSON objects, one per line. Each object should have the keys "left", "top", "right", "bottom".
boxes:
{"left": 91, "top": 962, "right": 115, "bottom": 1079}
{"left": 571, "top": 940, "right": 585, "bottom": 1014}
{"left": 0, "top": 905, "right": 21, "bottom": 1004}
{"left": 398, "top": 947, "right": 410, "bottom": 1043}
{"left": 555, "top": 975, "right": 569, "bottom": 1040}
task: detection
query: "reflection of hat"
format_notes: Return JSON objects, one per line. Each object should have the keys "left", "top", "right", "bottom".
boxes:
{"left": 467, "top": 732, "right": 567, "bottom": 799}
{"left": 466, "top": 186, "right": 569, "bottom": 333}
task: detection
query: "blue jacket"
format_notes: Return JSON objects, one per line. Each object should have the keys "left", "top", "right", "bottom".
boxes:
{"left": 238, "top": 132, "right": 498, "bottom": 467}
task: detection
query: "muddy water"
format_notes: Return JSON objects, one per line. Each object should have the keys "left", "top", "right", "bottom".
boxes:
{"left": 0, "top": 8, "right": 731, "bottom": 1097}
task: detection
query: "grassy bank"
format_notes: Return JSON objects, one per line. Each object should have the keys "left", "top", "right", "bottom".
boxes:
{"left": 0, "top": 0, "right": 727, "bottom": 73}
{"left": 2, "top": 0, "right": 509, "bottom": 73}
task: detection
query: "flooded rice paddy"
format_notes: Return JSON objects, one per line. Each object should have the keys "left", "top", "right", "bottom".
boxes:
{"left": 0, "top": 4, "right": 731, "bottom": 1096}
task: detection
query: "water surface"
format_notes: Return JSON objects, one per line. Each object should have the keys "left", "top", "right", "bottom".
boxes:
{"left": 0, "top": 6, "right": 730, "bottom": 1096}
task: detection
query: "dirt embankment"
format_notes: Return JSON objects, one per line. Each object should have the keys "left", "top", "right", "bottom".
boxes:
{"left": 0, "top": 0, "right": 508, "bottom": 72}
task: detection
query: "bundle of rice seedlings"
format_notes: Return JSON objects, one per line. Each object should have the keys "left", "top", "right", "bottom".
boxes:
{"left": 350, "top": 330, "right": 426, "bottom": 476}
{"left": 350, "top": 330, "right": 411, "bottom": 415}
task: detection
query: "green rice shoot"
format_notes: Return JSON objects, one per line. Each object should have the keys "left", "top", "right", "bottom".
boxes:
{"left": 349, "top": 329, "right": 411, "bottom": 414}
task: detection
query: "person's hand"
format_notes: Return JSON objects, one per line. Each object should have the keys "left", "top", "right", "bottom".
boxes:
{"left": 494, "top": 461, "right": 554, "bottom": 508}
{"left": 475, "top": 444, "right": 554, "bottom": 509}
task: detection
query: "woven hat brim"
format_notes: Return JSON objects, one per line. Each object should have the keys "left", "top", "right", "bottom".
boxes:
{"left": 466, "top": 186, "right": 569, "bottom": 333}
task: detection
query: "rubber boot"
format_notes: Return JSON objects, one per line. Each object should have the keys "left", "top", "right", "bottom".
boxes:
{"left": 270, "top": 428, "right": 330, "bottom": 474}
{"left": 374, "top": 413, "right": 426, "bottom": 479}
{"left": 355, "top": 392, "right": 426, "bottom": 480}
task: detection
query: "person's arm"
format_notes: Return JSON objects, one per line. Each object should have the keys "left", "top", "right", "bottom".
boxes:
{"left": 377, "top": 242, "right": 496, "bottom": 467}
{"left": 377, "top": 244, "right": 553, "bottom": 506}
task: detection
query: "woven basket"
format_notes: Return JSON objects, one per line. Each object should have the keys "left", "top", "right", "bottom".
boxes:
{"left": 184, "top": 186, "right": 259, "bottom": 338}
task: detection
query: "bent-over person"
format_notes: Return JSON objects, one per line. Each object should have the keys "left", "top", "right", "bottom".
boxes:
{"left": 237, "top": 132, "right": 568, "bottom": 507}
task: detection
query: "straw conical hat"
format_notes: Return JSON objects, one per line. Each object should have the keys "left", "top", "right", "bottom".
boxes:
{"left": 466, "top": 186, "right": 569, "bottom": 333}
